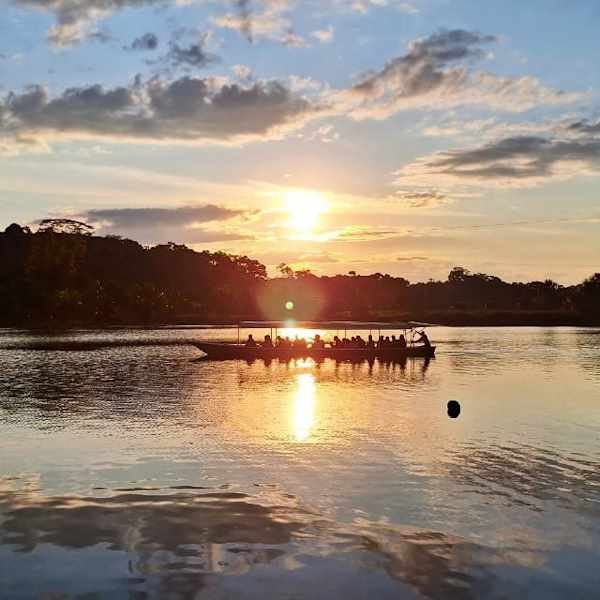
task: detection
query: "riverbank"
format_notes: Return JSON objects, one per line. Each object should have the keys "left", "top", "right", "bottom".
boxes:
{"left": 2, "top": 310, "right": 599, "bottom": 329}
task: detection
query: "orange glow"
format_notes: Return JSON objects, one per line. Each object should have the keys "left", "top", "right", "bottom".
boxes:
{"left": 292, "top": 373, "right": 316, "bottom": 441}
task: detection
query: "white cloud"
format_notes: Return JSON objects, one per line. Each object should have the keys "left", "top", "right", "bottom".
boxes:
{"left": 311, "top": 25, "right": 334, "bottom": 43}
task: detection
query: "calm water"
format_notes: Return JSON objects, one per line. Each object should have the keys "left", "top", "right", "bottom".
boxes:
{"left": 1, "top": 327, "right": 599, "bottom": 599}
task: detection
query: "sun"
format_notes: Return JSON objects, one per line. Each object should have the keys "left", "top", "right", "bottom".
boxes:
{"left": 284, "top": 189, "right": 328, "bottom": 235}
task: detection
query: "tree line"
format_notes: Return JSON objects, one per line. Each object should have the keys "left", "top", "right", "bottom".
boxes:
{"left": 1, "top": 220, "right": 599, "bottom": 326}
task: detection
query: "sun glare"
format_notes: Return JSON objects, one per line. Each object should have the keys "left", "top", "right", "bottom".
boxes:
{"left": 284, "top": 190, "right": 327, "bottom": 235}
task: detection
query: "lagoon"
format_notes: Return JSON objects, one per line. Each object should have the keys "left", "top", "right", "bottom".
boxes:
{"left": 1, "top": 327, "right": 599, "bottom": 599}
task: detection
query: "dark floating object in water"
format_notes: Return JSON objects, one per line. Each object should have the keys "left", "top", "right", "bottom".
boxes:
{"left": 447, "top": 400, "right": 460, "bottom": 418}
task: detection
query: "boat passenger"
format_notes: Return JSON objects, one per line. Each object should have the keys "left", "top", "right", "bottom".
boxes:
{"left": 416, "top": 330, "right": 431, "bottom": 347}
{"left": 356, "top": 335, "right": 366, "bottom": 348}
{"left": 312, "top": 334, "right": 325, "bottom": 350}
{"left": 263, "top": 335, "right": 273, "bottom": 348}
{"left": 367, "top": 335, "right": 375, "bottom": 348}
{"left": 293, "top": 336, "right": 307, "bottom": 350}
{"left": 391, "top": 335, "right": 397, "bottom": 346}
{"left": 398, "top": 334, "right": 407, "bottom": 348}
{"left": 245, "top": 334, "right": 256, "bottom": 348}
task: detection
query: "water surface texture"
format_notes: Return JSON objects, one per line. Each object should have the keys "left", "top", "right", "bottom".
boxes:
{"left": 1, "top": 327, "right": 600, "bottom": 599}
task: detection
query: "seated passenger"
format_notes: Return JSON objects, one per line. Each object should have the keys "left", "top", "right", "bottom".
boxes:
{"left": 312, "top": 334, "right": 325, "bottom": 350}
{"left": 391, "top": 335, "right": 397, "bottom": 346}
{"left": 398, "top": 334, "right": 407, "bottom": 348}
{"left": 245, "top": 334, "right": 256, "bottom": 348}
{"left": 356, "top": 335, "right": 366, "bottom": 348}
{"left": 262, "top": 335, "right": 273, "bottom": 348}
{"left": 276, "top": 336, "right": 284, "bottom": 347}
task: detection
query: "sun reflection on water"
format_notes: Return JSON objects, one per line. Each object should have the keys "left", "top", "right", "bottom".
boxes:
{"left": 293, "top": 373, "right": 316, "bottom": 442}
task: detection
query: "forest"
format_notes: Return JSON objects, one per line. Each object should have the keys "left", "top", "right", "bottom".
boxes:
{"left": 1, "top": 220, "right": 599, "bottom": 326}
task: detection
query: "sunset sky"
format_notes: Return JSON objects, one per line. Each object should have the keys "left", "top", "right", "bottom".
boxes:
{"left": 1, "top": 0, "right": 599, "bottom": 283}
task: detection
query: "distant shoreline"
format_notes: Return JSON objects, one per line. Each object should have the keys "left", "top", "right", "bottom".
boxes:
{"left": 2, "top": 311, "right": 599, "bottom": 329}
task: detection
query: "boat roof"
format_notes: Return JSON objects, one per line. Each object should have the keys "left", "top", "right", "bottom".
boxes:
{"left": 238, "top": 320, "right": 435, "bottom": 330}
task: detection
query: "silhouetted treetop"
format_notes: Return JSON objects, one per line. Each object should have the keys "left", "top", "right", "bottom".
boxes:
{"left": 38, "top": 219, "right": 94, "bottom": 235}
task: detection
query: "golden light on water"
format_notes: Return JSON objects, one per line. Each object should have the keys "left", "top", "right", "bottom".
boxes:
{"left": 284, "top": 189, "right": 328, "bottom": 235}
{"left": 292, "top": 373, "right": 316, "bottom": 442}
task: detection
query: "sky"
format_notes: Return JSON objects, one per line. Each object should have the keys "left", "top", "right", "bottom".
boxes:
{"left": 1, "top": 0, "right": 599, "bottom": 284}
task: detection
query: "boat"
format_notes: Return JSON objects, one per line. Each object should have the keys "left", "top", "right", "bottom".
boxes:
{"left": 192, "top": 321, "right": 436, "bottom": 361}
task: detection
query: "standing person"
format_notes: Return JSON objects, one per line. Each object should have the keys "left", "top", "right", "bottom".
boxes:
{"left": 416, "top": 330, "right": 431, "bottom": 348}
{"left": 398, "top": 334, "right": 407, "bottom": 348}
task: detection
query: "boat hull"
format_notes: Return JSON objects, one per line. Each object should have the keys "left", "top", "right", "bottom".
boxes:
{"left": 192, "top": 342, "right": 435, "bottom": 361}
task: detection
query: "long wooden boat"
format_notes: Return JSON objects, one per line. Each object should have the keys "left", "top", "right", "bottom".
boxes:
{"left": 192, "top": 341, "right": 435, "bottom": 361}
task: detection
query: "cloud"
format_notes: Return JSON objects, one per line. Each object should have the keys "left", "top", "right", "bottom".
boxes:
{"left": 347, "top": 0, "right": 418, "bottom": 14}
{"left": 329, "top": 29, "right": 580, "bottom": 118}
{"left": 0, "top": 27, "right": 584, "bottom": 151}
{"left": 311, "top": 25, "right": 334, "bottom": 44}
{"left": 73, "top": 204, "right": 255, "bottom": 244}
{"left": 214, "top": 0, "right": 307, "bottom": 47}
{"left": 568, "top": 118, "right": 600, "bottom": 136}
{"left": 232, "top": 64, "right": 252, "bottom": 79}
{"left": 333, "top": 225, "right": 403, "bottom": 241}
{"left": 126, "top": 32, "right": 159, "bottom": 51}
{"left": 80, "top": 204, "right": 247, "bottom": 228}
{"left": 161, "top": 37, "right": 220, "bottom": 70}
{"left": 396, "top": 255, "right": 429, "bottom": 262}
{"left": 392, "top": 190, "right": 449, "bottom": 208}
{"left": 0, "top": 75, "right": 318, "bottom": 147}
{"left": 396, "top": 126, "right": 600, "bottom": 188}
{"left": 297, "top": 251, "right": 339, "bottom": 263}
{"left": 13, "top": 0, "right": 164, "bottom": 46}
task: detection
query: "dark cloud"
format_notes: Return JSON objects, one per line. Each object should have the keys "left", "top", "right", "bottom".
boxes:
{"left": 394, "top": 190, "right": 449, "bottom": 208}
{"left": 351, "top": 29, "right": 496, "bottom": 99}
{"left": 335, "top": 29, "right": 576, "bottom": 118}
{"left": 0, "top": 75, "right": 316, "bottom": 145}
{"left": 126, "top": 32, "right": 159, "bottom": 51}
{"left": 398, "top": 133, "right": 600, "bottom": 186}
{"left": 81, "top": 204, "right": 247, "bottom": 228}
{"left": 568, "top": 118, "right": 600, "bottom": 136}
{"left": 162, "top": 38, "right": 219, "bottom": 70}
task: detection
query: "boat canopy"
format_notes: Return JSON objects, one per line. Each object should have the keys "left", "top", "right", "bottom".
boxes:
{"left": 238, "top": 320, "right": 435, "bottom": 330}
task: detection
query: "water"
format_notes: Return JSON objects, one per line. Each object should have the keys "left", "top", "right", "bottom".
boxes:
{"left": 1, "top": 327, "right": 599, "bottom": 599}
